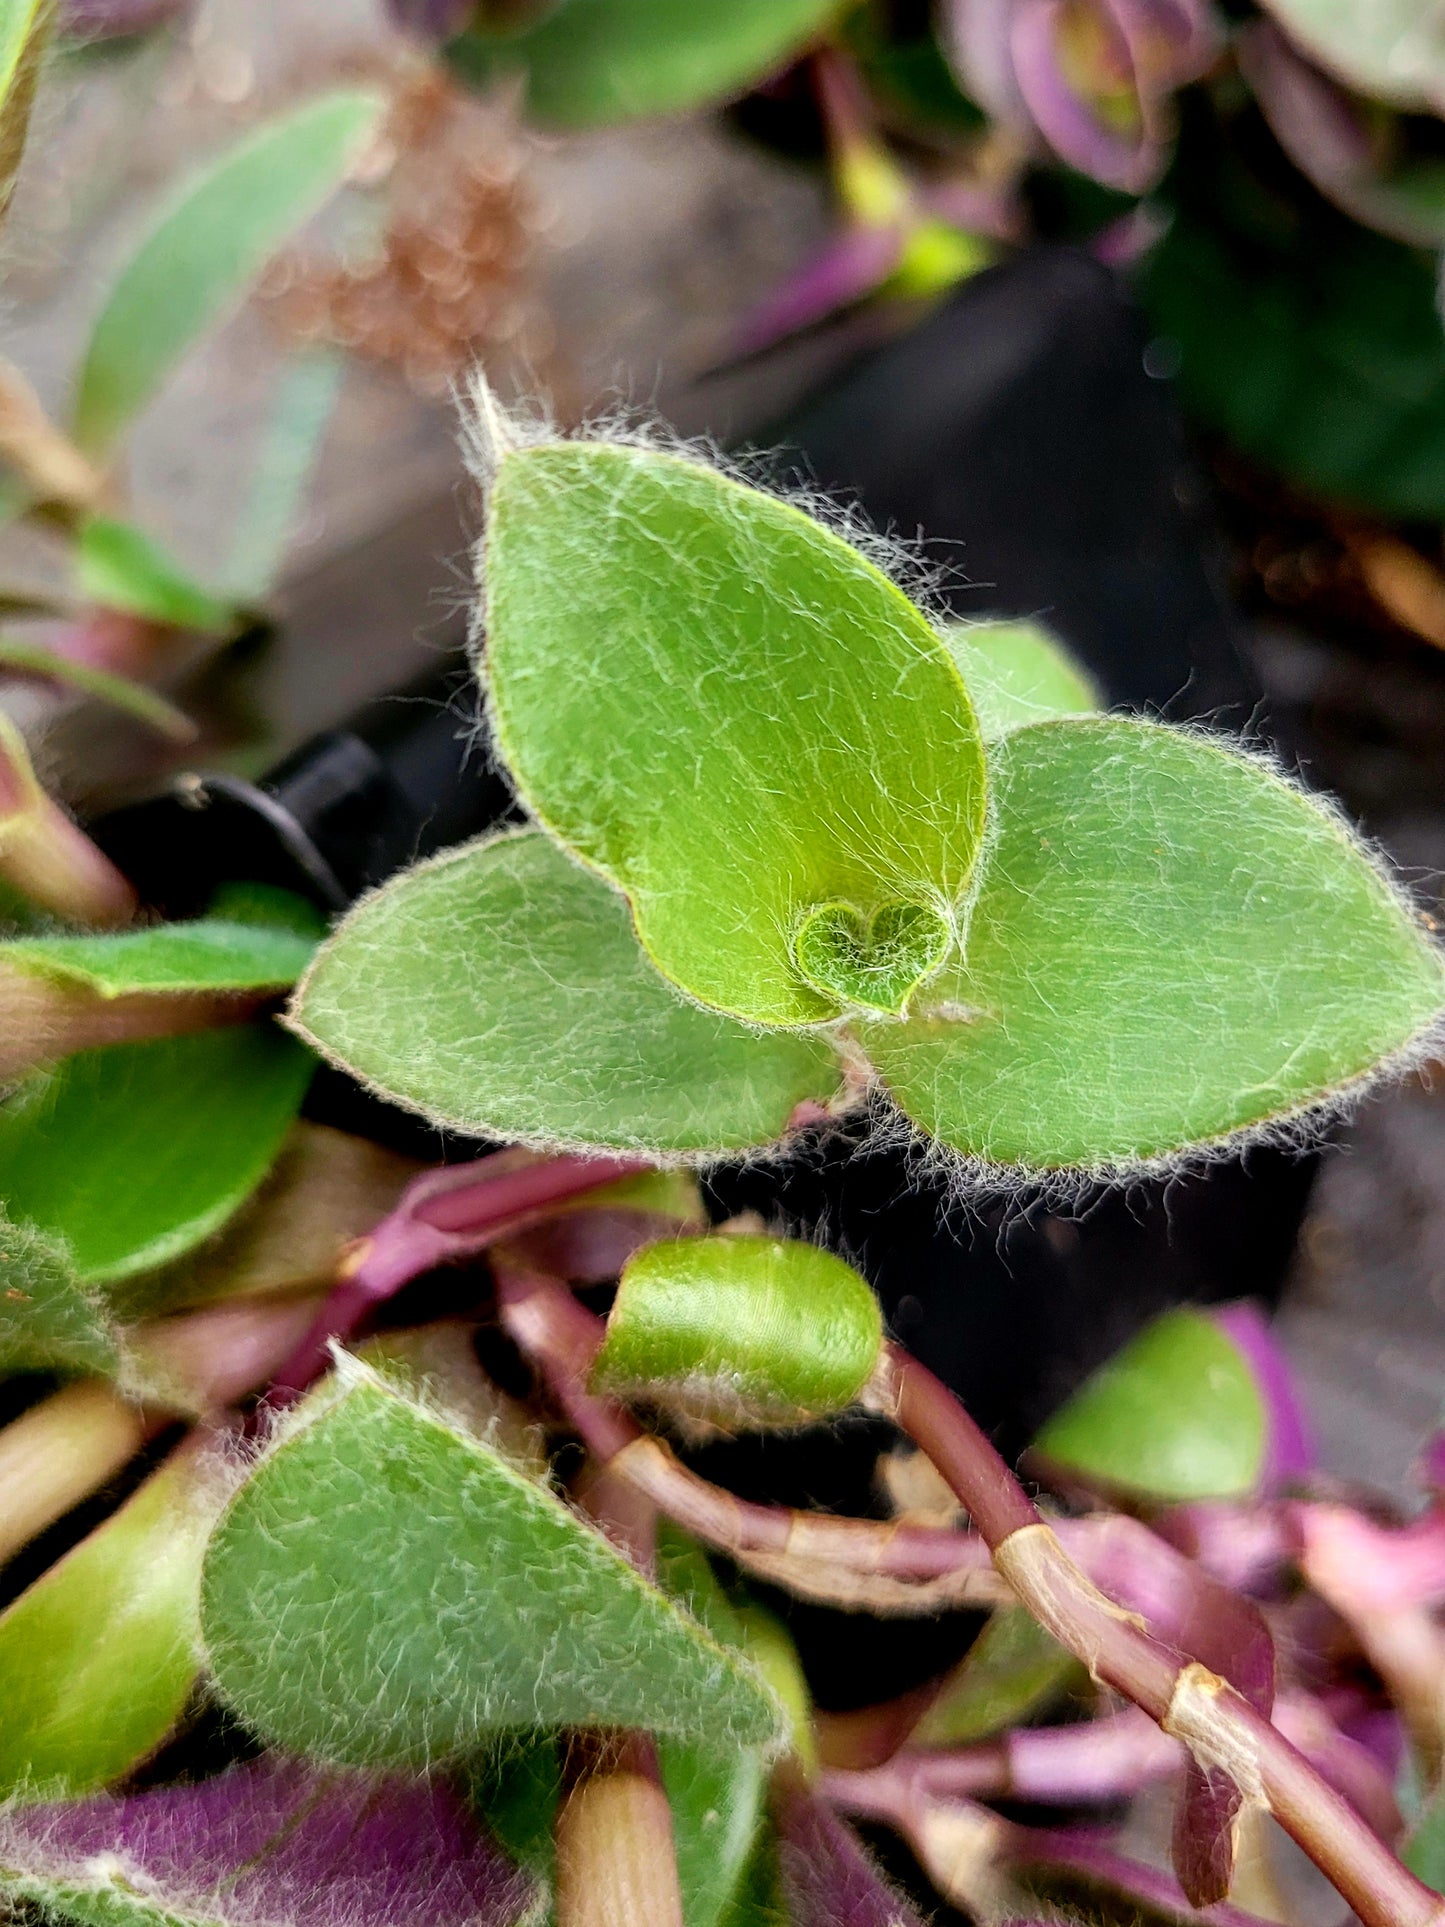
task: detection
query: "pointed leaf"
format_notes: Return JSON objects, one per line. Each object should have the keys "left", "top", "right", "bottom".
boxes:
{"left": 593, "top": 1234, "right": 883, "bottom": 1428}
{"left": 3, "top": 891, "right": 322, "bottom": 997}
{"left": 482, "top": 442, "right": 986, "bottom": 1025}
{"left": 449, "top": 0, "right": 840, "bottom": 128}
{"left": 0, "top": 1204, "right": 119, "bottom": 1374}
{"left": 1033, "top": 1308, "right": 1266, "bottom": 1501}
{"left": 862, "top": 717, "right": 1445, "bottom": 1170}
{"left": 0, "top": 1756, "right": 535, "bottom": 1927}
{"left": 76, "top": 516, "right": 238, "bottom": 632}
{"left": 290, "top": 831, "right": 843, "bottom": 1154}
{"left": 0, "top": 1024, "right": 315, "bottom": 1282}
{"left": 201, "top": 1359, "right": 782, "bottom": 1765}
{"left": 945, "top": 618, "right": 1099, "bottom": 736}
{"left": 0, "top": 1438, "right": 227, "bottom": 1798}
{"left": 71, "top": 88, "right": 385, "bottom": 457}
{"left": 911, "top": 1606, "right": 1084, "bottom": 1747}
{"left": 0, "top": 0, "right": 53, "bottom": 224}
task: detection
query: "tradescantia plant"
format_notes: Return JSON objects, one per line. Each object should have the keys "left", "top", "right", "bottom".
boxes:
{"left": 9, "top": 402, "right": 1445, "bottom": 1927}
{"left": 292, "top": 404, "right": 1444, "bottom": 1176}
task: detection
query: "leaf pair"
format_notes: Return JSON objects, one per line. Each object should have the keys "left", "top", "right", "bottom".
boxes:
{"left": 295, "top": 436, "right": 1445, "bottom": 1174}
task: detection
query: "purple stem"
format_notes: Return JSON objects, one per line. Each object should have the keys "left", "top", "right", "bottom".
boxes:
{"left": 733, "top": 225, "right": 906, "bottom": 359}
{"left": 1013, "top": 1822, "right": 1285, "bottom": 1926}
{"left": 265, "top": 1151, "right": 647, "bottom": 1405}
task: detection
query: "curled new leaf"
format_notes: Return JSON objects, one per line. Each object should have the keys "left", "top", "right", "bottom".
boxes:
{"left": 201, "top": 1359, "right": 782, "bottom": 1765}
{"left": 0, "top": 1755, "right": 535, "bottom": 1927}
{"left": 861, "top": 717, "right": 1445, "bottom": 1171}
{"left": 290, "top": 830, "right": 844, "bottom": 1155}
{"left": 481, "top": 440, "right": 986, "bottom": 1026}
{"left": 1032, "top": 1307, "right": 1267, "bottom": 1501}
{"left": 592, "top": 1234, "right": 884, "bottom": 1429}
{"left": 1251, "top": 0, "right": 1445, "bottom": 108}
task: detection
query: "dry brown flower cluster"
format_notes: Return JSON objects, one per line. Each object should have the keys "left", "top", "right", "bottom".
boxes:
{"left": 262, "top": 70, "right": 548, "bottom": 397}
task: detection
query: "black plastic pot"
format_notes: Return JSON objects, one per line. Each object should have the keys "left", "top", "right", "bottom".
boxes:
{"left": 92, "top": 245, "right": 1319, "bottom": 1705}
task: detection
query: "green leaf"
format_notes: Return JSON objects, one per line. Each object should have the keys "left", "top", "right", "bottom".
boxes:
{"left": 290, "top": 830, "right": 843, "bottom": 1155}
{"left": 861, "top": 718, "right": 1445, "bottom": 1170}
{"left": 221, "top": 345, "right": 345, "bottom": 599}
{"left": 483, "top": 441, "right": 986, "bottom": 1025}
{"left": 0, "top": 0, "right": 53, "bottom": 223}
{"left": 1406, "top": 1780, "right": 1445, "bottom": 1894}
{"left": 0, "top": 636, "right": 196, "bottom": 740}
{"left": 1250, "top": 0, "right": 1445, "bottom": 106}
{"left": 1140, "top": 159, "right": 1445, "bottom": 519}
{"left": 1031, "top": 1307, "right": 1267, "bottom": 1502}
{"left": 593, "top": 1234, "right": 882, "bottom": 1428}
{"left": 76, "top": 516, "right": 238, "bottom": 632}
{"left": 201, "top": 1359, "right": 782, "bottom": 1765}
{"left": 71, "top": 87, "right": 384, "bottom": 457}
{"left": 0, "top": 1024, "right": 315, "bottom": 1283}
{"left": 449, "top": 0, "right": 840, "bottom": 129}
{"left": 910, "top": 1607, "right": 1085, "bottom": 1747}
{"left": 0, "top": 1439, "right": 225, "bottom": 1798}
{"left": 0, "top": 1204, "right": 119, "bottom": 1375}
{"left": 945, "top": 618, "right": 1099, "bottom": 736}
{"left": 3, "top": 894, "right": 322, "bottom": 997}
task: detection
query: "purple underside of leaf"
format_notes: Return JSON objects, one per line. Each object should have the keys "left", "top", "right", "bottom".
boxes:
{"left": 942, "top": 0, "right": 1035, "bottom": 126}
{"left": 61, "top": 0, "right": 192, "bottom": 36}
{"left": 1209, "top": 1300, "right": 1314, "bottom": 1489}
{"left": 773, "top": 1776, "right": 931, "bottom": 1927}
{"left": 1237, "top": 20, "right": 1441, "bottom": 246}
{"left": 1418, "top": 1429, "right": 1445, "bottom": 1497}
{"left": 733, "top": 225, "right": 906, "bottom": 357}
{"left": 0, "top": 1757, "right": 534, "bottom": 1927}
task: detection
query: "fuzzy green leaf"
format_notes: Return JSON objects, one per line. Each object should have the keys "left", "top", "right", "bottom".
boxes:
{"left": 0, "top": 1440, "right": 225, "bottom": 1798}
{"left": 593, "top": 1234, "right": 882, "bottom": 1428}
{"left": 482, "top": 442, "right": 986, "bottom": 1026}
{"left": 945, "top": 618, "right": 1099, "bottom": 736}
{"left": 0, "top": 1205, "right": 119, "bottom": 1375}
{"left": 910, "top": 1607, "right": 1084, "bottom": 1747}
{"left": 76, "top": 517, "right": 238, "bottom": 633}
{"left": 201, "top": 1360, "right": 782, "bottom": 1765}
{"left": 861, "top": 718, "right": 1445, "bottom": 1170}
{"left": 0, "top": 1025, "right": 315, "bottom": 1283}
{"left": 0, "top": 0, "right": 52, "bottom": 224}
{"left": 450, "top": 0, "right": 840, "bottom": 129}
{"left": 656, "top": 1531, "right": 771, "bottom": 1927}
{"left": 290, "top": 830, "right": 842, "bottom": 1155}
{"left": 1032, "top": 1308, "right": 1267, "bottom": 1502}
{"left": 3, "top": 892, "right": 322, "bottom": 997}
{"left": 71, "top": 88, "right": 384, "bottom": 457}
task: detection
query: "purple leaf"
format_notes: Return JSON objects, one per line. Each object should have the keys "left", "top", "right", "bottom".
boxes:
{"left": 1011, "top": 1823, "right": 1281, "bottom": 1924}
{"left": 61, "top": 0, "right": 193, "bottom": 36}
{"left": 941, "top": 0, "right": 1035, "bottom": 126}
{"left": 733, "top": 225, "right": 906, "bottom": 358}
{"left": 1241, "top": 22, "right": 1445, "bottom": 248}
{"left": 1010, "top": 0, "right": 1165, "bottom": 193}
{"left": 0, "top": 1756, "right": 535, "bottom": 1927}
{"left": 1173, "top": 1759, "right": 1241, "bottom": 1907}
{"left": 773, "top": 1773, "right": 931, "bottom": 1927}
{"left": 1209, "top": 1301, "right": 1314, "bottom": 1490}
